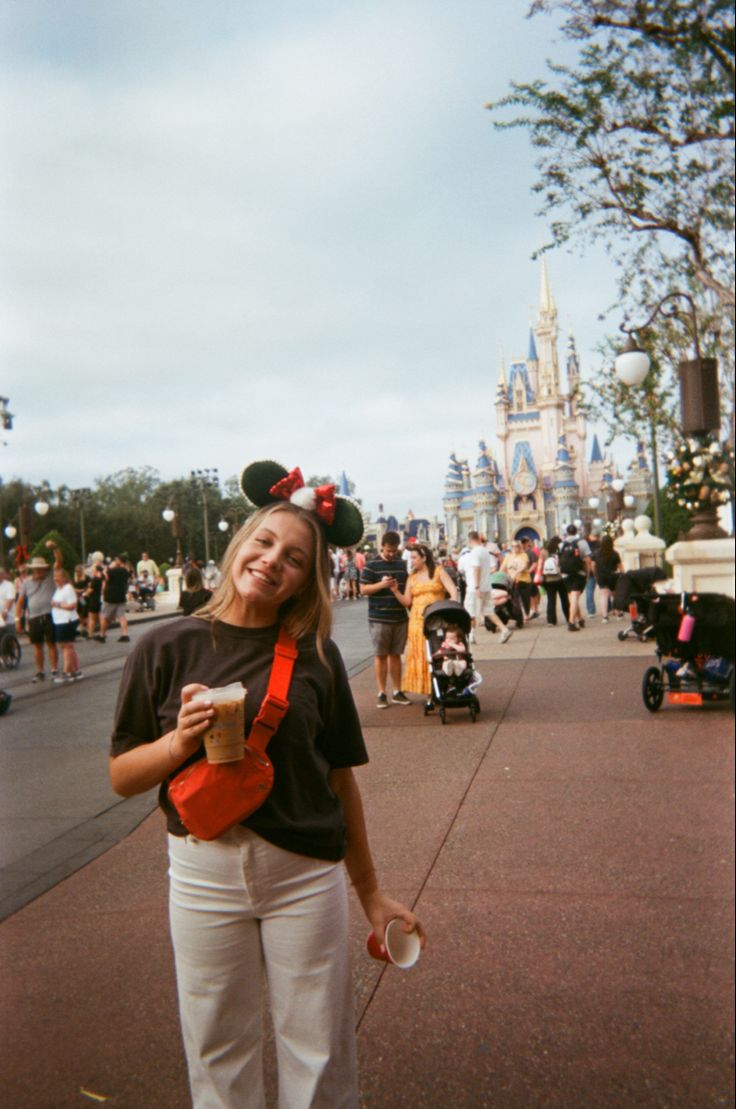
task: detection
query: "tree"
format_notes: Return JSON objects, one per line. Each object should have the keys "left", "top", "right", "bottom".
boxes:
{"left": 488, "top": 1, "right": 735, "bottom": 308}
{"left": 488, "top": 0, "right": 735, "bottom": 452}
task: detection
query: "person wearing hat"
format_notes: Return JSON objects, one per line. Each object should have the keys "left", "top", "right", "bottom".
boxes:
{"left": 109, "top": 460, "right": 424, "bottom": 1108}
{"left": 16, "top": 542, "right": 63, "bottom": 683}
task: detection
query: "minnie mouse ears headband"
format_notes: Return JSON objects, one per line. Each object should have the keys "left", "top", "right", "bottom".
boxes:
{"left": 241, "top": 461, "right": 365, "bottom": 548}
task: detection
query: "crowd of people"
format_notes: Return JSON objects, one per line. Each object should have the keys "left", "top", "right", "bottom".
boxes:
{"left": 352, "top": 524, "right": 624, "bottom": 710}
{"left": 0, "top": 547, "right": 227, "bottom": 689}
{"left": 2, "top": 525, "right": 622, "bottom": 699}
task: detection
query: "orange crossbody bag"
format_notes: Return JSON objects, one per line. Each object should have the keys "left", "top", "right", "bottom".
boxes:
{"left": 168, "top": 627, "right": 298, "bottom": 840}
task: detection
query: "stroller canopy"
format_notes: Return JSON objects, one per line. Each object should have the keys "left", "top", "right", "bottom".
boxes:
{"left": 423, "top": 599, "right": 472, "bottom": 637}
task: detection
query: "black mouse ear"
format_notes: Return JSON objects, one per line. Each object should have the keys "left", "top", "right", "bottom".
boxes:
{"left": 240, "top": 461, "right": 288, "bottom": 507}
{"left": 325, "top": 498, "right": 365, "bottom": 548}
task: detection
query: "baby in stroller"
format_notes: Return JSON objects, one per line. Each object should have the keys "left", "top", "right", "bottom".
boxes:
{"left": 432, "top": 624, "right": 468, "bottom": 679}
{"left": 423, "top": 599, "right": 481, "bottom": 723}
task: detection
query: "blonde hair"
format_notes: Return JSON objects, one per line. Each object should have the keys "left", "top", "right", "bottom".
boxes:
{"left": 195, "top": 503, "right": 333, "bottom": 661}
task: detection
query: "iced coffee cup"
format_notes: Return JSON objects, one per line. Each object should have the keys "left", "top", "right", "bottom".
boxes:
{"left": 192, "top": 683, "right": 247, "bottom": 764}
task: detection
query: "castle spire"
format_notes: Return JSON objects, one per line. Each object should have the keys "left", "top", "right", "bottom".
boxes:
{"left": 539, "top": 256, "right": 555, "bottom": 316}
{"left": 498, "top": 347, "right": 507, "bottom": 387}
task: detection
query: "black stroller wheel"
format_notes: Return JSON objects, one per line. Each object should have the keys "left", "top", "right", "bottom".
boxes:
{"left": 642, "top": 666, "right": 664, "bottom": 712}
{"left": 0, "top": 634, "right": 20, "bottom": 670}
{"left": 617, "top": 630, "right": 627, "bottom": 642}
{"left": 439, "top": 707, "right": 446, "bottom": 725}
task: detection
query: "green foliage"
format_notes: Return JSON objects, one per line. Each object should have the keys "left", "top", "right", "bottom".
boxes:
{"left": 649, "top": 493, "right": 693, "bottom": 546}
{"left": 31, "top": 530, "right": 79, "bottom": 571}
{"left": 489, "top": 0, "right": 735, "bottom": 309}
{"left": 489, "top": 0, "right": 735, "bottom": 451}
{"left": 1, "top": 468, "right": 253, "bottom": 568}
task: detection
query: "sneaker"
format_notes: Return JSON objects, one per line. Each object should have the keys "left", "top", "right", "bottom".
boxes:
{"left": 376, "top": 692, "right": 389, "bottom": 709}
{"left": 118, "top": 635, "right": 130, "bottom": 643}
{"left": 53, "top": 673, "right": 74, "bottom": 685}
{"left": 391, "top": 691, "right": 412, "bottom": 705}
{"left": 500, "top": 627, "right": 513, "bottom": 644}
{"left": 32, "top": 672, "right": 45, "bottom": 683}
{"left": 94, "top": 635, "right": 106, "bottom": 643}
{"left": 73, "top": 671, "right": 84, "bottom": 681}
{"left": 567, "top": 622, "right": 580, "bottom": 632}
{"left": 469, "top": 631, "right": 476, "bottom": 644}
{"left": 602, "top": 617, "right": 609, "bottom": 624}
{"left": 50, "top": 669, "right": 59, "bottom": 678}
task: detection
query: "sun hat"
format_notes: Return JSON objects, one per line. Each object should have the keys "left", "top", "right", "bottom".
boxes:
{"left": 26, "top": 557, "right": 52, "bottom": 571}
{"left": 241, "top": 461, "right": 364, "bottom": 548}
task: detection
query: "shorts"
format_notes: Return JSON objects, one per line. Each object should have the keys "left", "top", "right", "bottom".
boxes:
{"left": 101, "top": 601, "right": 127, "bottom": 621}
{"left": 369, "top": 620, "right": 408, "bottom": 657}
{"left": 463, "top": 590, "right": 494, "bottom": 621}
{"left": 563, "top": 573, "right": 586, "bottom": 595}
{"left": 54, "top": 620, "right": 79, "bottom": 643}
{"left": 28, "top": 613, "right": 55, "bottom": 646}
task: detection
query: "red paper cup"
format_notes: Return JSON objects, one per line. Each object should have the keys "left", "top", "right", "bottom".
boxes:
{"left": 366, "top": 918, "right": 421, "bottom": 969}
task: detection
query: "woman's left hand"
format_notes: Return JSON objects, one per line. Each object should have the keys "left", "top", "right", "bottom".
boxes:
{"left": 362, "top": 889, "right": 426, "bottom": 953}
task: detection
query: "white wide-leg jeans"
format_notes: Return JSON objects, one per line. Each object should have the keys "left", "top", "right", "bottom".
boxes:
{"left": 168, "top": 828, "right": 358, "bottom": 1109}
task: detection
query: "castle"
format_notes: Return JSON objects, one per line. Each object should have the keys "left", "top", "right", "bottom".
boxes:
{"left": 442, "top": 262, "right": 653, "bottom": 546}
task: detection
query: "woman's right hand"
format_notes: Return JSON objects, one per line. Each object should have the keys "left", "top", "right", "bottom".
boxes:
{"left": 170, "top": 684, "right": 215, "bottom": 763}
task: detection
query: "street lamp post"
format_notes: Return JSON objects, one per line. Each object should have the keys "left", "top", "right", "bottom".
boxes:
{"left": 615, "top": 291, "right": 722, "bottom": 540}
{"left": 69, "top": 488, "right": 91, "bottom": 565}
{"left": 162, "top": 506, "right": 183, "bottom": 568}
{"left": 190, "top": 469, "right": 219, "bottom": 564}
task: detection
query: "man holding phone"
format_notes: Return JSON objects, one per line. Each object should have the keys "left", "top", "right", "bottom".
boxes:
{"left": 360, "top": 531, "right": 410, "bottom": 709}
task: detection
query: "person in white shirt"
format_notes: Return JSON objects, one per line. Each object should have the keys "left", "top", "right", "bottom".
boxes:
{"left": 463, "top": 531, "right": 513, "bottom": 644}
{"left": 136, "top": 551, "right": 159, "bottom": 581}
{"left": 0, "top": 569, "right": 17, "bottom": 630}
{"left": 50, "top": 567, "right": 82, "bottom": 684}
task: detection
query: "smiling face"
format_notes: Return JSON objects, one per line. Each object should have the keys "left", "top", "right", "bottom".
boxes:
{"left": 225, "top": 509, "right": 314, "bottom": 626}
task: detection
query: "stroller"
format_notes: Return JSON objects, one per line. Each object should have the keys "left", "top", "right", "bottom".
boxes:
{"left": 422, "top": 599, "right": 481, "bottom": 724}
{"left": 641, "top": 592, "right": 735, "bottom": 712}
{"left": 484, "top": 571, "right": 525, "bottom": 632}
{"left": 128, "top": 574, "right": 157, "bottom": 612}
{"left": 614, "top": 567, "right": 667, "bottom": 641}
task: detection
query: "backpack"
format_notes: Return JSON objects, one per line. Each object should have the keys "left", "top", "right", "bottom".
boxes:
{"left": 543, "top": 555, "right": 561, "bottom": 580}
{"left": 559, "top": 540, "right": 585, "bottom": 575}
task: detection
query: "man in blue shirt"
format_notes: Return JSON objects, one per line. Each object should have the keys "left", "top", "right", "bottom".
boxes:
{"left": 360, "top": 531, "right": 411, "bottom": 709}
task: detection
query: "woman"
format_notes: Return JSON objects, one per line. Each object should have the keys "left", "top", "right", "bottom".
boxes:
{"left": 178, "top": 565, "right": 212, "bottom": 616}
{"left": 73, "top": 564, "right": 89, "bottom": 635}
{"left": 393, "top": 543, "right": 457, "bottom": 701}
{"left": 109, "top": 464, "right": 423, "bottom": 1109}
{"left": 538, "top": 536, "right": 570, "bottom": 627}
{"left": 342, "top": 549, "right": 360, "bottom": 600}
{"left": 51, "top": 566, "right": 82, "bottom": 683}
{"left": 83, "top": 563, "right": 104, "bottom": 640}
{"left": 594, "top": 534, "right": 622, "bottom": 622}
{"left": 500, "top": 540, "right": 533, "bottom": 622}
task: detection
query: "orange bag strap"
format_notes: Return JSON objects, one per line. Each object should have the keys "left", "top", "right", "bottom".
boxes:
{"left": 247, "top": 626, "right": 299, "bottom": 757}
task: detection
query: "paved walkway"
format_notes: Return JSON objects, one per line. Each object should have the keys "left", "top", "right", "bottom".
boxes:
{"left": 1, "top": 615, "right": 733, "bottom": 1107}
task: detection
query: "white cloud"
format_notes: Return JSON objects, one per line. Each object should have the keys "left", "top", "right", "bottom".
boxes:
{"left": 2, "top": 1, "right": 625, "bottom": 522}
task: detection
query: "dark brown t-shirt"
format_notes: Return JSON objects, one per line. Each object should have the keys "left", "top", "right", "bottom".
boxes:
{"left": 110, "top": 618, "right": 368, "bottom": 860}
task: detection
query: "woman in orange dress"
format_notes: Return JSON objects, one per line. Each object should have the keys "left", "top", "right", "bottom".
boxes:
{"left": 393, "top": 544, "right": 457, "bottom": 701}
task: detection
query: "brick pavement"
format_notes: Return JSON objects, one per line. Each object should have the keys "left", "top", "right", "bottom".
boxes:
{"left": 1, "top": 616, "right": 733, "bottom": 1107}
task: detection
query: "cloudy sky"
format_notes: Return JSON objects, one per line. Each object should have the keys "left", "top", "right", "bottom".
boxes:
{"left": 2, "top": 0, "right": 623, "bottom": 520}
